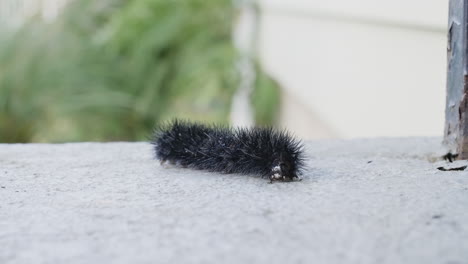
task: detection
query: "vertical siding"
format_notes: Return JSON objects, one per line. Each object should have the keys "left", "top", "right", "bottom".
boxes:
{"left": 0, "top": 0, "right": 40, "bottom": 27}
{"left": 0, "top": 0, "right": 68, "bottom": 28}
{"left": 258, "top": 1, "right": 448, "bottom": 139}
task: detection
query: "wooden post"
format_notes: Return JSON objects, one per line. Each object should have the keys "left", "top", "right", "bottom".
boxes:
{"left": 444, "top": 0, "right": 468, "bottom": 158}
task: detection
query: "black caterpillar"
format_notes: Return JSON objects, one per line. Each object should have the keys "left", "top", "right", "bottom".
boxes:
{"left": 152, "top": 120, "right": 305, "bottom": 183}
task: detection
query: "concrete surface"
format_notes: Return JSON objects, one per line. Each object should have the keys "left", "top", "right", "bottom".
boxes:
{"left": 1, "top": 138, "right": 468, "bottom": 264}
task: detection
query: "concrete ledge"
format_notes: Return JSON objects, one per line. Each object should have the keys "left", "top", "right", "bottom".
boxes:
{"left": 1, "top": 138, "right": 468, "bottom": 264}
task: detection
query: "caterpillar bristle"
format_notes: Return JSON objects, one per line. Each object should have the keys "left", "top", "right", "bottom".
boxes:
{"left": 151, "top": 119, "right": 306, "bottom": 183}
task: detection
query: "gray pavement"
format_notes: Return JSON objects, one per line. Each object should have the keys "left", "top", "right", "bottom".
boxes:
{"left": 1, "top": 138, "right": 468, "bottom": 264}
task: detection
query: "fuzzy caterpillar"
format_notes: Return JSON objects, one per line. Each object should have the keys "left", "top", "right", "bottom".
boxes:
{"left": 151, "top": 120, "right": 305, "bottom": 183}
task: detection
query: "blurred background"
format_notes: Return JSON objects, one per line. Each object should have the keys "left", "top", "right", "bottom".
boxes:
{"left": 0, "top": 0, "right": 448, "bottom": 143}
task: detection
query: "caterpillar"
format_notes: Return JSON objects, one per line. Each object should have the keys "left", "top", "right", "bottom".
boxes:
{"left": 151, "top": 120, "right": 305, "bottom": 183}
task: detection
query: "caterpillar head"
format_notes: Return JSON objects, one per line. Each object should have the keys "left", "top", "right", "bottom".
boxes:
{"left": 269, "top": 160, "right": 300, "bottom": 183}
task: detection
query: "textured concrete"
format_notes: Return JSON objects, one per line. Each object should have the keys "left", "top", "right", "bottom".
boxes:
{"left": 1, "top": 138, "right": 468, "bottom": 264}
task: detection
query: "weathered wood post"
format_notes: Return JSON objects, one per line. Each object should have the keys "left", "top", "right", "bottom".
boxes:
{"left": 444, "top": 0, "right": 468, "bottom": 159}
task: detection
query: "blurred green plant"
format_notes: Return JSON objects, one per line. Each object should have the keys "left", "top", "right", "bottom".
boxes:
{"left": 0, "top": 0, "right": 280, "bottom": 142}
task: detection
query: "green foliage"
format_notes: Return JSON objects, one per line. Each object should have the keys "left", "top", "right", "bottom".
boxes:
{"left": 0, "top": 0, "right": 280, "bottom": 142}
{"left": 251, "top": 64, "right": 281, "bottom": 126}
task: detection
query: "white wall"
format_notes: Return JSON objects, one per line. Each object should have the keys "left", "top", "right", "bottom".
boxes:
{"left": 0, "top": 0, "right": 67, "bottom": 29}
{"left": 258, "top": 0, "right": 448, "bottom": 139}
